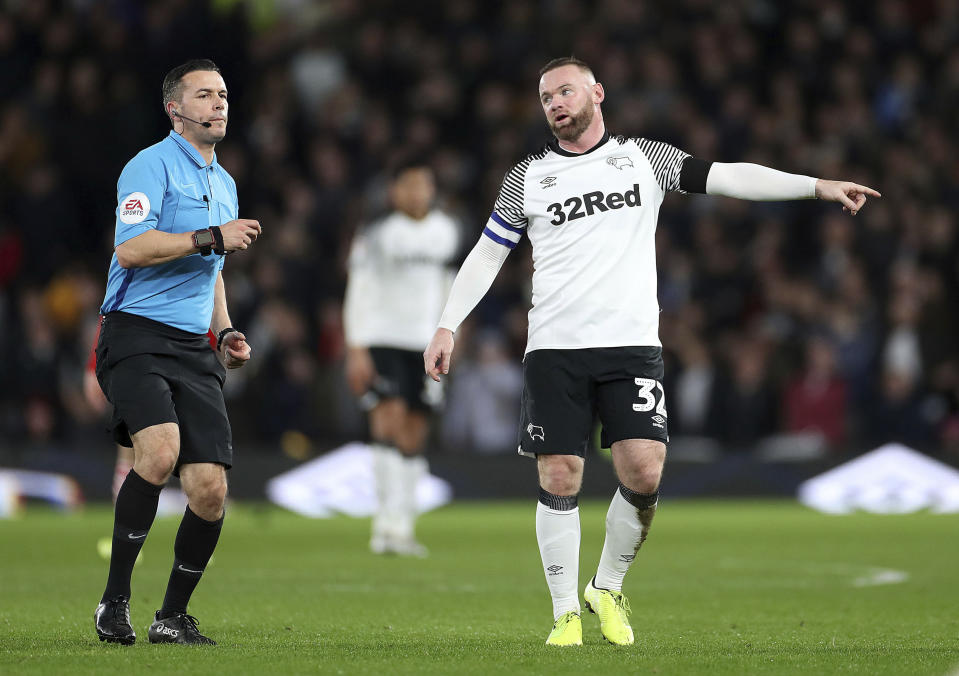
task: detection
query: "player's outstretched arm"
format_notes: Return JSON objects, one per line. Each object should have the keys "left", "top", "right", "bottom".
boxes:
{"left": 704, "top": 162, "right": 880, "bottom": 214}
{"left": 814, "top": 180, "right": 881, "bottom": 215}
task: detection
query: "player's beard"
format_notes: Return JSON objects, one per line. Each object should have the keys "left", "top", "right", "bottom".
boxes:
{"left": 549, "top": 102, "right": 594, "bottom": 142}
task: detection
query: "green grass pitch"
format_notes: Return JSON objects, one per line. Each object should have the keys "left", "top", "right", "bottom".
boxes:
{"left": 1, "top": 499, "right": 957, "bottom": 675}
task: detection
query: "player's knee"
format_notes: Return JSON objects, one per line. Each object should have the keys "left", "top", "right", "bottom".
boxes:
{"left": 621, "top": 464, "right": 662, "bottom": 494}
{"left": 538, "top": 455, "right": 583, "bottom": 495}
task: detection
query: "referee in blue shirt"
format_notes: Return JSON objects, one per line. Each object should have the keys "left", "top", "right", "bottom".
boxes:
{"left": 94, "top": 59, "right": 261, "bottom": 647}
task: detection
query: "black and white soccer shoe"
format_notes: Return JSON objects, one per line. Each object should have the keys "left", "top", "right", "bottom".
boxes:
{"left": 95, "top": 596, "right": 136, "bottom": 645}
{"left": 148, "top": 611, "right": 216, "bottom": 645}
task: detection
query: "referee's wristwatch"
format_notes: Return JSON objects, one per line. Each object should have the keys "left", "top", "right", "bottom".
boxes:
{"left": 192, "top": 228, "right": 215, "bottom": 256}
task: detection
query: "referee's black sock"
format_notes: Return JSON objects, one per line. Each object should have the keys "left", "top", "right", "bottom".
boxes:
{"left": 159, "top": 506, "right": 223, "bottom": 618}
{"left": 102, "top": 470, "right": 163, "bottom": 602}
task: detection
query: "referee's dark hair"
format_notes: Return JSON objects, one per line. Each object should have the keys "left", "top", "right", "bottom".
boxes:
{"left": 162, "top": 59, "right": 221, "bottom": 109}
{"left": 539, "top": 56, "right": 595, "bottom": 80}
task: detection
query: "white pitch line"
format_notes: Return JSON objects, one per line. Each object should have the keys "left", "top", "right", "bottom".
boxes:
{"left": 851, "top": 569, "right": 909, "bottom": 587}
{"left": 719, "top": 558, "right": 909, "bottom": 588}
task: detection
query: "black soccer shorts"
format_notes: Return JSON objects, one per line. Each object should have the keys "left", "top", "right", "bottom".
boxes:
{"left": 363, "top": 346, "right": 443, "bottom": 413}
{"left": 518, "top": 346, "right": 668, "bottom": 457}
{"left": 95, "top": 312, "right": 233, "bottom": 475}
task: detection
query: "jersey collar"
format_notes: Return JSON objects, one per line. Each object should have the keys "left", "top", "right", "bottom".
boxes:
{"left": 549, "top": 130, "right": 610, "bottom": 157}
{"left": 168, "top": 131, "right": 218, "bottom": 169}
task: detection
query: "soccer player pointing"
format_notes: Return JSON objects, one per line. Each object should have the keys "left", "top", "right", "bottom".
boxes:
{"left": 424, "top": 57, "right": 878, "bottom": 647}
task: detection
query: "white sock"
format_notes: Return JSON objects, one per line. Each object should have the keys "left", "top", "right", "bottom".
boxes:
{"left": 536, "top": 499, "right": 581, "bottom": 620}
{"left": 370, "top": 443, "right": 402, "bottom": 540}
{"left": 594, "top": 487, "right": 658, "bottom": 591}
{"left": 395, "top": 454, "right": 426, "bottom": 541}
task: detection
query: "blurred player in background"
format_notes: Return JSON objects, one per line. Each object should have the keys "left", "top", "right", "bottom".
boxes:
{"left": 343, "top": 160, "right": 460, "bottom": 556}
{"left": 425, "top": 57, "right": 880, "bottom": 646}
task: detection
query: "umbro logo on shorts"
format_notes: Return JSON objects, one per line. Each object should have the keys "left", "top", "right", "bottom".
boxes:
{"left": 651, "top": 415, "right": 666, "bottom": 428}
{"left": 527, "top": 424, "right": 545, "bottom": 441}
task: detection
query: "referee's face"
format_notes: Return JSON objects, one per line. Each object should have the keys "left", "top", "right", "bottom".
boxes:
{"left": 176, "top": 70, "right": 229, "bottom": 144}
{"left": 539, "top": 65, "right": 599, "bottom": 142}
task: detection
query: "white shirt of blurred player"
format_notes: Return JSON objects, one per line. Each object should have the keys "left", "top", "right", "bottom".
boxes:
{"left": 345, "top": 209, "right": 459, "bottom": 351}
{"left": 490, "top": 135, "right": 687, "bottom": 353}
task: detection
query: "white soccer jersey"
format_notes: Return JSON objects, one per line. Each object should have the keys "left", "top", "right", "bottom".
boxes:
{"left": 484, "top": 133, "right": 691, "bottom": 353}
{"left": 344, "top": 209, "right": 460, "bottom": 351}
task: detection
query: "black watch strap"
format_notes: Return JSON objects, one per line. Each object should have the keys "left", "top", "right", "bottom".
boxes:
{"left": 216, "top": 327, "right": 236, "bottom": 351}
{"left": 210, "top": 226, "right": 226, "bottom": 255}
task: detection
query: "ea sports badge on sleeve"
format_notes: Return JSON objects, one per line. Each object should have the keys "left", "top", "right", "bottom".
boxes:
{"left": 119, "top": 192, "right": 151, "bottom": 224}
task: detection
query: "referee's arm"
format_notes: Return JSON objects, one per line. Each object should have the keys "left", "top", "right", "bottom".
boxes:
{"left": 211, "top": 272, "right": 251, "bottom": 368}
{"left": 116, "top": 230, "right": 198, "bottom": 268}
{"left": 116, "top": 220, "right": 262, "bottom": 268}
{"left": 210, "top": 272, "right": 233, "bottom": 338}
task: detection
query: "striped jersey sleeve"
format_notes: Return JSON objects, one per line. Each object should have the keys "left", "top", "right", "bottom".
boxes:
{"left": 632, "top": 137, "right": 690, "bottom": 193}
{"left": 482, "top": 161, "right": 530, "bottom": 250}
{"left": 483, "top": 145, "right": 548, "bottom": 249}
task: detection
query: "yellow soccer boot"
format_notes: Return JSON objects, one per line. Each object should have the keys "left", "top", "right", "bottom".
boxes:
{"left": 545, "top": 610, "right": 582, "bottom": 646}
{"left": 584, "top": 577, "right": 634, "bottom": 645}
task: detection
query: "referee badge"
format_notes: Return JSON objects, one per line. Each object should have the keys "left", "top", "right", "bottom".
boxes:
{"left": 119, "top": 192, "right": 150, "bottom": 224}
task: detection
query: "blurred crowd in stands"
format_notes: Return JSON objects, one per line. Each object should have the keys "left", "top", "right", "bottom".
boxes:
{"left": 1, "top": 0, "right": 957, "bottom": 463}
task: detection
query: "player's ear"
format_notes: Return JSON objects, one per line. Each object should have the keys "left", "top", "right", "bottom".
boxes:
{"left": 592, "top": 83, "right": 605, "bottom": 104}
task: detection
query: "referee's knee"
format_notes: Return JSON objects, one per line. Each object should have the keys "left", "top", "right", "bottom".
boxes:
{"left": 188, "top": 474, "right": 227, "bottom": 519}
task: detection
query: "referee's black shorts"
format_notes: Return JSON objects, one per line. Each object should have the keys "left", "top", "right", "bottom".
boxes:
{"left": 95, "top": 311, "right": 233, "bottom": 475}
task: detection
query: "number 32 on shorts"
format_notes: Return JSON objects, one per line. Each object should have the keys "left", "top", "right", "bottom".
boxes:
{"left": 633, "top": 377, "right": 667, "bottom": 417}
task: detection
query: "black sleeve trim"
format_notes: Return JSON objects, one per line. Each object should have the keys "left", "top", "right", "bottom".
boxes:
{"left": 679, "top": 157, "right": 712, "bottom": 194}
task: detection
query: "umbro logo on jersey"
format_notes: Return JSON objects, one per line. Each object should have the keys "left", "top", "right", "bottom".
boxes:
{"left": 607, "top": 156, "right": 634, "bottom": 170}
{"left": 527, "top": 424, "right": 545, "bottom": 441}
{"left": 547, "top": 185, "right": 641, "bottom": 226}
{"left": 540, "top": 176, "right": 558, "bottom": 188}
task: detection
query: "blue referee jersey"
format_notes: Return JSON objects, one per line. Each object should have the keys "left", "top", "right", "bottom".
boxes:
{"left": 100, "top": 131, "right": 238, "bottom": 333}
